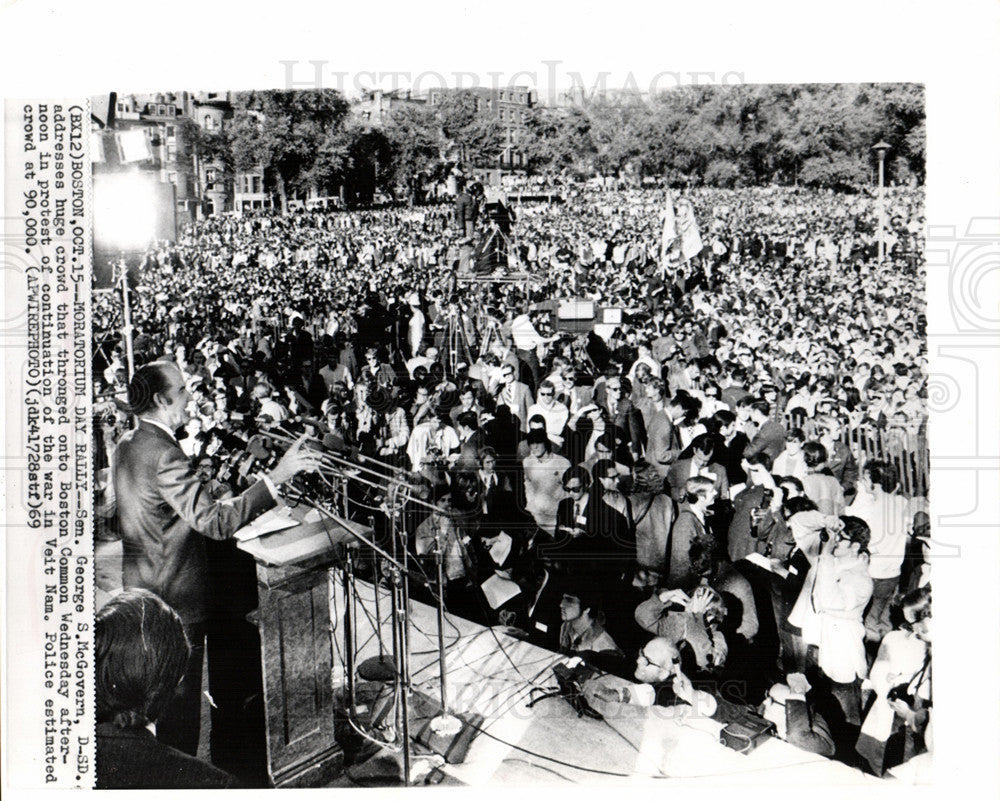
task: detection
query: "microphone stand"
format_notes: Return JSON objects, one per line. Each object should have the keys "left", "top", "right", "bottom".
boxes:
{"left": 429, "top": 519, "right": 462, "bottom": 740}
{"left": 281, "top": 436, "right": 473, "bottom": 776}
{"left": 295, "top": 495, "right": 416, "bottom": 785}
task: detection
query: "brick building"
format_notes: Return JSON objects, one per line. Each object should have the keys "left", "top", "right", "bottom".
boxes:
{"left": 427, "top": 86, "right": 536, "bottom": 169}
{"left": 352, "top": 88, "right": 427, "bottom": 127}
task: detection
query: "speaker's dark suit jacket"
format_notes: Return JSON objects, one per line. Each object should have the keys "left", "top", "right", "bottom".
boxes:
{"left": 114, "top": 420, "right": 275, "bottom": 626}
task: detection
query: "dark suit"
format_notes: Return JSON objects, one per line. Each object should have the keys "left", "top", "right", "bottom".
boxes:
{"left": 114, "top": 420, "right": 274, "bottom": 625}
{"left": 644, "top": 408, "right": 682, "bottom": 474}
{"left": 495, "top": 571, "right": 564, "bottom": 652}
{"left": 96, "top": 723, "right": 237, "bottom": 789}
{"left": 825, "top": 440, "right": 859, "bottom": 495}
{"left": 744, "top": 420, "right": 787, "bottom": 462}
{"left": 453, "top": 430, "right": 487, "bottom": 471}
{"left": 666, "top": 507, "right": 714, "bottom": 588}
{"left": 495, "top": 380, "right": 534, "bottom": 432}
{"left": 113, "top": 420, "right": 275, "bottom": 757}
{"left": 546, "top": 493, "right": 633, "bottom": 578}
{"left": 593, "top": 387, "right": 646, "bottom": 454}
{"left": 478, "top": 471, "right": 515, "bottom": 517}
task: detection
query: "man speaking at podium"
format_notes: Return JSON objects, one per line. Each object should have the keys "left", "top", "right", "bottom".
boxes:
{"left": 113, "top": 360, "right": 321, "bottom": 772}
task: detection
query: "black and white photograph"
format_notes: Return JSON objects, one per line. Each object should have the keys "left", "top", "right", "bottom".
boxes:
{"left": 85, "top": 79, "right": 935, "bottom": 788}
{"left": 2, "top": 1, "right": 999, "bottom": 798}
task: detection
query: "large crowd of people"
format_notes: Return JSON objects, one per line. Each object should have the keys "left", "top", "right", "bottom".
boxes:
{"left": 95, "top": 181, "right": 931, "bottom": 784}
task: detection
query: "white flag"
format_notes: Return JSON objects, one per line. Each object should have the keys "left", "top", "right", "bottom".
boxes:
{"left": 675, "top": 197, "right": 704, "bottom": 261}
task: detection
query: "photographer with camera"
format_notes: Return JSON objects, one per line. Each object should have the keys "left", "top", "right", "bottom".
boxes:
{"left": 786, "top": 515, "right": 873, "bottom": 755}
{"left": 856, "top": 586, "right": 932, "bottom": 776}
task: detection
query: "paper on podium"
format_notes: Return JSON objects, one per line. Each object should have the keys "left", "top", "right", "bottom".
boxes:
{"left": 234, "top": 506, "right": 300, "bottom": 542}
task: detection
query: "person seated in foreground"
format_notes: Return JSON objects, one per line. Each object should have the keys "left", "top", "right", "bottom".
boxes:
{"left": 95, "top": 589, "right": 238, "bottom": 789}
{"left": 557, "top": 585, "right": 626, "bottom": 675}
{"left": 634, "top": 585, "right": 729, "bottom": 679}
{"left": 589, "top": 636, "right": 717, "bottom": 715}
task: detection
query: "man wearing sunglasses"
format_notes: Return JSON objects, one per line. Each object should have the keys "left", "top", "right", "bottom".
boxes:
{"left": 594, "top": 372, "right": 645, "bottom": 461}
{"left": 591, "top": 636, "right": 717, "bottom": 714}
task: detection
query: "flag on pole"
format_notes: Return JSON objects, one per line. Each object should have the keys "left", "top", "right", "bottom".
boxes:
{"left": 675, "top": 197, "right": 704, "bottom": 261}
{"left": 660, "top": 190, "right": 678, "bottom": 265}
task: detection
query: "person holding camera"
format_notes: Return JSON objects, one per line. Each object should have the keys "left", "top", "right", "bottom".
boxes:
{"left": 666, "top": 476, "right": 719, "bottom": 588}
{"left": 856, "top": 586, "right": 932, "bottom": 775}
{"left": 787, "top": 515, "right": 873, "bottom": 747}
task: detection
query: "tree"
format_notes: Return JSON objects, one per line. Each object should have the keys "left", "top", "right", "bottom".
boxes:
{"left": 587, "top": 96, "right": 651, "bottom": 178}
{"left": 383, "top": 104, "right": 445, "bottom": 202}
{"left": 799, "top": 152, "right": 867, "bottom": 189}
{"left": 520, "top": 106, "right": 595, "bottom": 176}
{"left": 436, "top": 90, "right": 505, "bottom": 168}
{"left": 229, "top": 89, "right": 351, "bottom": 211}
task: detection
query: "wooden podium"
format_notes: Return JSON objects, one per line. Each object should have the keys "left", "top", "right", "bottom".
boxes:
{"left": 237, "top": 509, "right": 373, "bottom": 788}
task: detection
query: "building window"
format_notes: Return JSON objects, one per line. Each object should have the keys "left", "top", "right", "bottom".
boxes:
{"left": 204, "top": 115, "right": 216, "bottom": 131}
{"left": 166, "top": 125, "right": 175, "bottom": 137}
{"left": 206, "top": 168, "right": 218, "bottom": 182}
{"left": 116, "top": 102, "right": 124, "bottom": 112}
{"left": 157, "top": 104, "right": 166, "bottom": 116}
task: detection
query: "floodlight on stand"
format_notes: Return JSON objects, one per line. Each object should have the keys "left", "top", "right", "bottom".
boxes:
{"left": 92, "top": 172, "right": 162, "bottom": 377}
{"left": 93, "top": 172, "right": 159, "bottom": 253}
